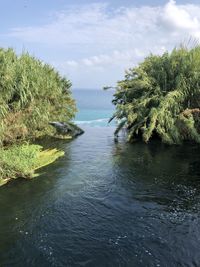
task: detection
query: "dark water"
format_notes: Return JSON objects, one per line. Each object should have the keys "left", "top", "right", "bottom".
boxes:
{"left": 1, "top": 127, "right": 200, "bottom": 267}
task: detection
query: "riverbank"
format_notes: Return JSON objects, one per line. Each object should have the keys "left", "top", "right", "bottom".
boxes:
{"left": 1, "top": 126, "right": 200, "bottom": 266}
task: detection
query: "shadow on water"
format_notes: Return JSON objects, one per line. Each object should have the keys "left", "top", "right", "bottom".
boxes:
{"left": 0, "top": 139, "right": 73, "bottom": 263}
{"left": 1, "top": 127, "right": 200, "bottom": 267}
{"left": 112, "top": 139, "right": 200, "bottom": 214}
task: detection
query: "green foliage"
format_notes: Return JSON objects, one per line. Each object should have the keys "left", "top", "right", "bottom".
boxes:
{"left": 0, "top": 48, "right": 77, "bottom": 186}
{"left": 0, "top": 48, "right": 76, "bottom": 145}
{"left": 0, "top": 144, "right": 64, "bottom": 186}
{"left": 111, "top": 46, "right": 200, "bottom": 144}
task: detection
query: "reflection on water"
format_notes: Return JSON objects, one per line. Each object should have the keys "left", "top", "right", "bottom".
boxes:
{"left": 0, "top": 127, "right": 200, "bottom": 267}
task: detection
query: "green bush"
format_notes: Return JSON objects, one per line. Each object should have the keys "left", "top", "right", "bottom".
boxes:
{"left": 0, "top": 48, "right": 76, "bottom": 145}
{"left": 110, "top": 45, "right": 200, "bottom": 144}
{"left": 0, "top": 48, "right": 77, "bottom": 185}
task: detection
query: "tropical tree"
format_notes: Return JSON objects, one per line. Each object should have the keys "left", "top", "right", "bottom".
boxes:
{"left": 110, "top": 46, "right": 200, "bottom": 144}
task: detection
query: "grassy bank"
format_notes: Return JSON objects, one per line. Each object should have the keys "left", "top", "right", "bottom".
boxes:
{"left": 0, "top": 144, "right": 64, "bottom": 186}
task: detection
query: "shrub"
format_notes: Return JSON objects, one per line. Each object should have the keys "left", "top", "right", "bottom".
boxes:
{"left": 0, "top": 48, "right": 76, "bottom": 145}
{"left": 110, "top": 45, "right": 200, "bottom": 144}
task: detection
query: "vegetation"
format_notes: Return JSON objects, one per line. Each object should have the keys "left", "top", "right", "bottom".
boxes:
{"left": 0, "top": 144, "right": 64, "bottom": 186}
{"left": 0, "top": 48, "right": 76, "bottom": 145}
{"left": 110, "top": 45, "right": 200, "bottom": 145}
{"left": 0, "top": 48, "right": 77, "bottom": 185}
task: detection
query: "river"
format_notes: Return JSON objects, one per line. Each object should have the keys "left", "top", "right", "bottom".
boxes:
{"left": 1, "top": 126, "right": 200, "bottom": 266}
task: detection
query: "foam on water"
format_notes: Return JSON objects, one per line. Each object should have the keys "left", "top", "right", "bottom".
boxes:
{"left": 74, "top": 118, "right": 114, "bottom": 127}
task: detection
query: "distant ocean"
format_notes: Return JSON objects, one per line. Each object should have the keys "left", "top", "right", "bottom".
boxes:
{"left": 72, "top": 89, "right": 115, "bottom": 127}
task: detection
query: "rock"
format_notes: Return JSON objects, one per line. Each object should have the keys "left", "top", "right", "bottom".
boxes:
{"left": 49, "top": 121, "right": 84, "bottom": 137}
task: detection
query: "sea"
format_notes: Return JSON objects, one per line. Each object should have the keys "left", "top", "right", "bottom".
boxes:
{"left": 72, "top": 89, "right": 115, "bottom": 127}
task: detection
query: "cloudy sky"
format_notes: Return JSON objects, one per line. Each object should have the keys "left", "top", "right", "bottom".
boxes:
{"left": 1, "top": 0, "right": 200, "bottom": 88}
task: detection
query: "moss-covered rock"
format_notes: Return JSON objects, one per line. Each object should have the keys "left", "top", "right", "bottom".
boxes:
{"left": 49, "top": 121, "right": 84, "bottom": 137}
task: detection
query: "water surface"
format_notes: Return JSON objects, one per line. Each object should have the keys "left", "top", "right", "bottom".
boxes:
{"left": 1, "top": 127, "right": 200, "bottom": 267}
{"left": 72, "top": 89, "right": 115, "bottom": 126}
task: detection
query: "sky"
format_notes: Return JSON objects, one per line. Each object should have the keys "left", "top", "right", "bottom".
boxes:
{"left": 1, "top": 0, "right": 200, "bottom": 89}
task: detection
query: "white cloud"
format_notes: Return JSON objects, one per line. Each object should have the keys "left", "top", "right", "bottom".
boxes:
{"left": 65, "top": 60, "right": 78, "bottom": 67}
{"left": 64, "top": 49, "right": 146, "bottom": 68}
{"left": 161, "top": 0, "right": 200, "bottom": 38}
{"left": 7, "top": 1, "right": 200, "bottom": 88}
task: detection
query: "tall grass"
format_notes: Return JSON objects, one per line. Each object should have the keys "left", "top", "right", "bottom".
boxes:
{"left": 0, "top": 48, "right": 76, "bottom": 145}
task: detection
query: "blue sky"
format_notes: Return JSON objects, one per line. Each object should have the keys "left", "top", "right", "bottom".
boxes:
{"left": 1, "top": 0, "right": 200, "bottom": 88}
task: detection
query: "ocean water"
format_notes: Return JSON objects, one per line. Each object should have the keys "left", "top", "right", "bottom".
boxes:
{"left": 72, "top": 89, "right": 115, "bottom": 127}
